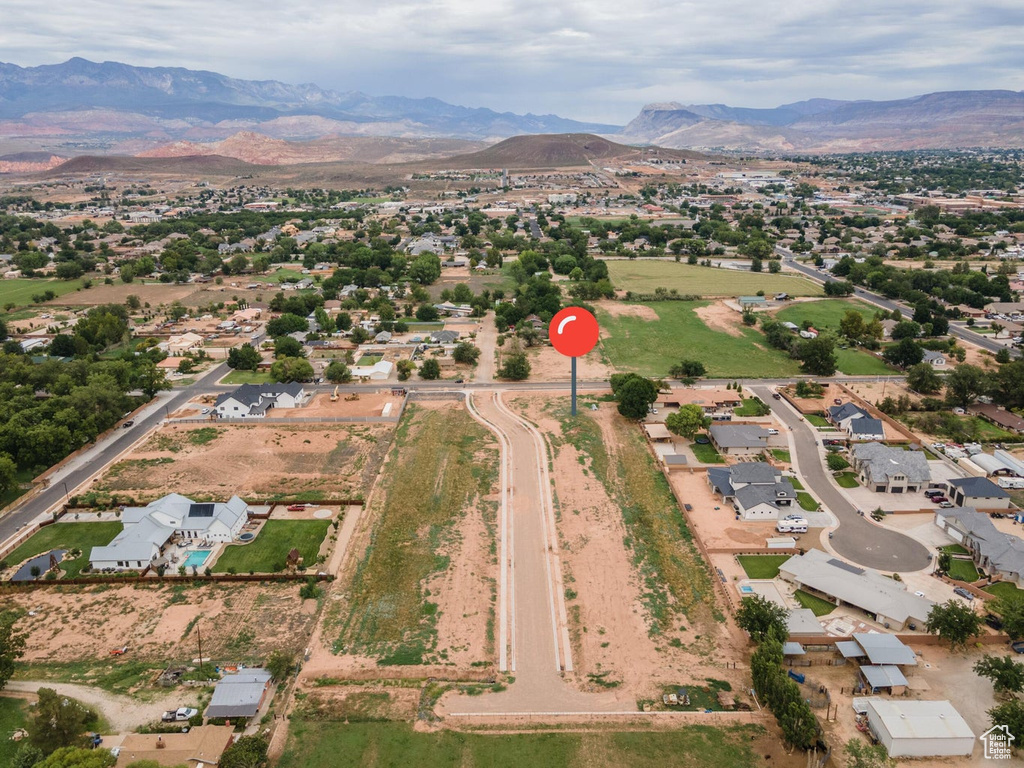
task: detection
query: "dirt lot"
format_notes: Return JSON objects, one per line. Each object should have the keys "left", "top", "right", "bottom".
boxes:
{"left": 667, "top": 472, "right": 783, "bottom": 550}
{"left": 517, "top": 395, "right": 749, "bottom": 703}
{"left": 49, "top": 282, "right": 199, "bottom": 307}
{"left": 523, "top": 344, "right": 610, "bottom": 381}
{"left": 694, "top": 301, "right": 745, "bottom": 338}
{"left": 8, "top": 582, "right": 318, "bottom": 668}
{"left": 276, "top": 392, "right": 405, "bottom": 419}
{"left": 91, "top": 423, "right": 393, "bottom": 501}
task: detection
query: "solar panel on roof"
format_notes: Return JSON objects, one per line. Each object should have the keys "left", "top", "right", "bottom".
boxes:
{"left": 188, "top": 503, "right": 215, "bottom": 518}
{"left": 827, "top": 558, "right": 864, "bottom": 575}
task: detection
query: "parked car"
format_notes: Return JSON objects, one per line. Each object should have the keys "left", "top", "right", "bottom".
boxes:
{"left": 201, "top": 408, "right": 211, "bottom": 415}
{"left": 953, "top": 587, "right": 974, "bottom": 600}
{"left": 929, "top": 495, "right": 948, "bottom": 504}
{"left": 924, "top": 489, "right": 945, "bottom": 498}
{"left": 162, "top": 707, "right": 198, "bottom": 722}
{"left": 109, "top": 646, "right": 128, "bottom": 656}
{"left": 938, "top": 501, "right": 954, "bottom": 508}
{"left": 1011, "top": 641, "right": 1024, "bottom": 654}
{"left": 772, "top": 393, "right": 782, "bottom": 400}
{"left": 986, "top": 614, "right": 1004, "bottom": 630}
{"left": 767, "top": 428, "right": 779, "bottom": 435}
{"left": 123, "top": 420, "right": 134, "bottom": 428}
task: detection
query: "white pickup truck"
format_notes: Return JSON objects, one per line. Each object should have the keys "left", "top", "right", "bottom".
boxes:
{"left": 162, "top": 707, "right": 198, "bottom": 722}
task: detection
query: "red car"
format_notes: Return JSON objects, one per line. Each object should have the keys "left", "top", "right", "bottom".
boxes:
{"left": 287, "top": 504, "right": 307, "bottom": 511}
{"left": 929, "top": 495, "right": 948, "bottom": 504}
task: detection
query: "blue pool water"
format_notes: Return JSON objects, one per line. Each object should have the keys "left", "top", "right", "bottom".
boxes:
{"left": 182, "top": 550, "right": 211, "bottom": 569}
{"left": 739, "top": 586, "right": 755, "bottom": 594}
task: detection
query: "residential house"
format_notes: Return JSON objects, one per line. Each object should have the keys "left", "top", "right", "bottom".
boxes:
{"left": 935, "top": 507, "right": 1024, "bottom": 586}
{"left": 827, "top": 402, "right": 870, "bottom": 428}
{"left": 847, "top": 417, "right": 886, "bottom": 441}
{"left": 167, "top": 332, "right": 203, "bottom": 357}
{"left": 428, "top": 330, "right": 460, "bottom": 344}
{"left": 708, "top": 424, "right": 769, "bottom": 456}
{"left": 351, "top": 360, "right": 394, "bottom": 380}
{"left": 433, "top": 302, "right": 473, "bottom": 318}
{"left": 945, "top": 477, "right": 1011, "bottom": 510}
{"left": 706, "top": 462, "right": 797, "bottom": 520}
{"left": 89, "top": 493, "right": 248, "bottom": 572}
{"left": 778, "top": 549, "right": 933, "bottom": 630}
{"left": 205, "top": 669, "right": 272, "bottom": 720}
{"left": 968, "top": 403, "right": 1024, "bottom": 434}
{"left": 851, "top": 442, "right": 930, "bottom": 493}
{"left": 112, "top": 725, "right": 235, "bottom": 768}
{"left": 922, "top": 350, "right": 946, "bottom": 367}
{"left": 656, "top": 387, "right": 743, "bottom": 416}
{"left": 214, "top": 383, "right": 308, "bottom": 419}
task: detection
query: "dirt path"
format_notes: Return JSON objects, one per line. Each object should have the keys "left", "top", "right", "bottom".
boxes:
{"left": 475, "top": 311, "right": 498, "bottom": 384}
{"left": 442, "top": 392, "right": 631, "bottom": 715}
{"left": 3, "top": 681, "right": 189, "bottom": 732}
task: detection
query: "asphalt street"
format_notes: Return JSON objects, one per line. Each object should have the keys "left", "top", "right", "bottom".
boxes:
{"left": 750, "top": 385, "right": 931, "bottom": 571}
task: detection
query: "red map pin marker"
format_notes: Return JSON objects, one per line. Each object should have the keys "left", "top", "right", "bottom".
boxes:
{"left": 549, "top": 307, "right": 599, "bottom": 358}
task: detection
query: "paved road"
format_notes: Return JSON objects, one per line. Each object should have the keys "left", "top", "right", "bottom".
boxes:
{"left": 750, "top": 385, "right": 931, "bottom": 571}
{"left": 527, "top": 218, "right": 543, "bottom": 239}
{"left": 778, "top": 248, "right": 1010, "bottom": 355}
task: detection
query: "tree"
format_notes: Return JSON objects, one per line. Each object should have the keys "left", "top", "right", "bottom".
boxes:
{"left": 408, "top": 253, "right": 442, "bottom": 285}
{"left": 133, "top": 359, "right": 170, "bottom": 399}
{"left": 419, "top": 358, "right": 441, "bottom": 380}
{"left": 452, "top": 342, "right": 481, "bottom": 365}
{"left": 227, "top": 343, "right": 262, "bottom": 371}
{"left": 997, "top": 348, "right": 1012, "bottom": 364}
{"left": 669, "top": 360, "right": 706, "bottom": 379}
{"left": 265, "top": 650, "right": 296, "bottom": 681}
{"left": 925, "top": 599, "right": 982, "bottom": 650}
{"left": 974, "top": 654, "right": 1024, "bottom": 694}
{"left": 839, "top": 310, "right": 865, "bottom": 341}
{"left": 324, "top": 361, "right": 352, "bottom": 383}
{"left": 12, "top": 743, "right": 44, "bottom": 768}
{"left": 269, "top": 357, "right": 314, "bottom": 383}
{"left": 613, "top": 375, "right": 660, "bottom": 420}
{"left": 826, "top": 452, "right": 850, "bottom": 471}
{"left": 396, "top": 359, "right": 416, "bottom": 381}
{"left": 993, "top": 597, "right": 1024, "bottom": 642}
{"left": 219, "top": 735, "right": 269, "bottom": 768}
{"left": 273, "top": 336, "right": 304, "bottom": 359}
{"left": 890, "top": 320, "right": 921, "bottom": 340}
{"left": 265, "top": 313, "right": 308, "bottom": 338}
{"left": 498, "top": 353, "right": 530, "bottom": 381}
{"left": 415, "top": 304, "right": 440, "bottom": 322}
{"left": 945, "top": 364, "right": 988, "bottom": 409}
{"left": 33, "top": 747, "right": 115, "bottom": 768}
{"left": 987, "top": 699, "right": 1024, "bottom": 747}
{"left": 176, "top": 357, "right": 195, "bottom": 374}
{"left": 665, "top": 405, "right": 710, "bottom": 439}
{"left": 883, "top": 338, "right": 924, "bottom": 369}
{"left": 906, "top": 362, "right": 942, "bottom": 394}
{"left": 31, "top": 688, "right": 98, "bottom": 753}
{"left": 844, "top": 738, "right": 893, "bottom": 768}
{"left": 735, "top": 595, "right": 788, "bottom": 643}
{"left": 0, "top": 614, "right": 26, "bottom": 691}
{"left": 797, "top": 334, "right": 837, "bottom": 376}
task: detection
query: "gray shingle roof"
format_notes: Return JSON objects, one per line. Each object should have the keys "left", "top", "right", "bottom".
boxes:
{"left": 948, "top": 476, "right": 1010, "bottom": 499}
{"left": 709, "top": 424, "right": 768, "bottom": 448}
{"left": 849, "top": 417, "right": 885, "bottom": 435}
{"left": 730, "top": 462, "right": 778, "bottom": 485}
{"left": 852, "top": 442, "right": 930, "bottom": 485}
{"left": 829, "top": 402, "right": 869, "bottom": 422}
{"left": 937, "top": 507, "right": 1024, "bottom": 579}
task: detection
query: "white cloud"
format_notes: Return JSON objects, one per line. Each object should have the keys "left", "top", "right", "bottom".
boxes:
{"left": 0, "top": 0, "right": 1021, "bottom": 123}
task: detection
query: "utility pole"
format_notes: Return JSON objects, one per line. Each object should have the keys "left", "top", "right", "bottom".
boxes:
{"left": 197, "top": 623, "right": 205, "bottom": 675}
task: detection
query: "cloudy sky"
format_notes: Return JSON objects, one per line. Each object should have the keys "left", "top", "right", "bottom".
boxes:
{"left": 3, "top": 0, "right": 1023, "bottom": 123}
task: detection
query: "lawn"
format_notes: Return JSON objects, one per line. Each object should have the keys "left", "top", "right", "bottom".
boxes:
{"left": 796, "top": 492, "right": 820, "bottom": 512}
{"left": 3, "top": 522, "right": 122, "bottom": 578}
{"left": 805, "top": 414, "right": 830, "bottom": 427}
{"left": 835, "top": 472, "right": 859, "bottom": 488}
{"left": 835, "top": 347, "right": 895, "bottom": 376}
{"left": 598, "top": 301, "right": 803, "bottom": 378}
{"left": 691, "top": 441, "right": 725, "bottom": 464}
{"left": 775, "top": 299, "right": 880, "bottom": 331}
{"left": 771, "top": 449, "right": 791, "bottom": 463}
{"left": 734, "top": 398, "right": 769, "bottom": 417}
{"left": 736, "top": 555, "right": 791, "bottom": 579}
{"left": 984, "top": 581, "right": 1024, "bottom": 601}
{"left": 606, "top": 260, "right": 823, "bottom": 297}
{"left": 357, "top": 354, "right": 383, "bottom": 365}
{"left": 335, "top": 404, "right": 497, "bottom": 664}
{"left": 794, "top": 589, "right": 836, "bottom": 616}
{"left": 946, "top": 559, "right": 980, "bottom": 583}
{"left": 278, "top": 721, "right": 764, "bottom": 768}
{"left": 212, "top": 520, "right": 330, "bottom": 573}
{"left": 940, "top": 543, "right": 970, "bottom": 555}
{"left": 0, "top": 277, "right": 88, "bottom": 308}
{"left": 0, "top": 698, "right": 28, "bottom": 766}
{"left": 249, "top": 268, "right": 308, "bottom": 284}
{"left": 220, "top": 369, "right": 273, "bottom": 385}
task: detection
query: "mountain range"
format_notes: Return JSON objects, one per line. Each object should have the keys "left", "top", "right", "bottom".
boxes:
{"left": 620, "top": 91, "right": 1024, "bottom": 151}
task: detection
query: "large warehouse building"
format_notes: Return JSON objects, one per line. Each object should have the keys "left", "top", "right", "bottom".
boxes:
{"left": 864, "top": 699, "right": 974, "bottom": 758}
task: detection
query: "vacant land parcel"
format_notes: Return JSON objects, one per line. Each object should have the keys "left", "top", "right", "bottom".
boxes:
{"left": 606, "top": 261, "right": 823, "bottom": 297}
{"left": 598, "top": 301, "right": 803, "bottom": 377}
{"left": 91, "top": 423, "right": 393, "bottom": 502}
{"left": 328, "top": 401, "right": 499, "bottom": 669}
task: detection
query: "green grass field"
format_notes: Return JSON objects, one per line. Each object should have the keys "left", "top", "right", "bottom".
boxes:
{"left": 249, "top": 268, "right": 308, "bottom": 284}
{"left": 805, "top": 414, "right": 830, "bottom": 427}
{"left": 4, "top": 522, "right": 122, "bottom": 578}
{"left": 357, "top": 354, "right": 383, "bottom": 365}
{"left": 736, "top": 555, "right": 791, "bottom": 580}
{"left": 940, "top": 544, "right": 970, "bottom": 555}
{"left": 984, "top": 581, "right": 1024, "bottom": 600}
{"left": 796, "top": 492, "right": 820, "bottom": 512}
{"left": 0, "top": 277, "right": 88, "bottom": 308}
{"left": 220, "top": 369, "right": 273, "bottom": 385}
{"left": 794, "top": 589, "right": 836, "bottom": 616}
{"left": 775, "top": 299, "right": 880, "bottom": 330}
{"left": 598, "top": 302, "right": 803, "bottom": 378}
{"left": 835, "top": 347, "right": 895, "bottom": 375}
{"left": 691, "top": 441, "right": 725, "bottom": 464}
{"left": 0, "top": 698, "right": 28, "bottom": 766}
{"left": 212, "top": 520, "right": 330, "bottom": 573}
{"left": 836, "top": 472, "right": 859, "bottom": 488}
{"left": 733, "top": 398, "right": 769, "bottom": 417}
{"left": 606, "top": 261, "right": 823, "bottom": 297}
{"left": 771, "top": 449, "right": 791, "bottom": 463}
{"left": 946, "top": 559, "right": 980, "bottom": 583}
{"left": 278, "top": 721, "right": 764, "bottom": 768}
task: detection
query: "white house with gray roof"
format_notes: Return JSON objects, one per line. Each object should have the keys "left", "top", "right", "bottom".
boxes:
{"left": 851, "top": 442, "right": 930, "bottom": 493}
{"left": 847, "top": 417, "right": 885, "bottom": 441}
{"left": 945, "top": 477, "right": 1011, "bottom": 509}
{"left": 935, "top": 507, "right": 1024, "bottom": 586}
{"left": 708, "top": 424, "right": 769, "bottom": 456}
{"left": 89, "top": 493, "right": 248, "bottom": 572}
{"left": 214, "top": 383, "right": 308, "bottom": 419}
{"left": 707, "top": 462, "right": 797, "bottom": 520}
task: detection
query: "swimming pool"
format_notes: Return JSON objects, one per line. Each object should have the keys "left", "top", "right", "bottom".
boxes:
{"left": 739, "top": 585, "right": 755, "bottom": 594}
{"left": 182, "top": 550, "right": 211, "bottom": 569}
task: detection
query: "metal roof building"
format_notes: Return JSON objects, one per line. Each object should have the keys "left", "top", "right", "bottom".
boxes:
{"left": 205, "top": 669, "right": 272, "bottom": 720}
{"left": 865, "top": 699, "right": 974, "bottom": 757}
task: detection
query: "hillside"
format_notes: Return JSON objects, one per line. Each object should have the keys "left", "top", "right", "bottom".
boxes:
{"left": 441, "top": 133, "right": 696, "bottom": 169}
{"left": 621, "top": 90, "right": 1024, "bottom": 151}
{"left": 45, "top": 154, "right": 260, "bottom": 176}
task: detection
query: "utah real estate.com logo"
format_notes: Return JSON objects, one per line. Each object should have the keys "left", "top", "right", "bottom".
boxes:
{"left": 981, "top": 724, "right": 1014, "bottom": 760}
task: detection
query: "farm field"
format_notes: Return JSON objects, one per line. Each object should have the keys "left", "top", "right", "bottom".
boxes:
{"left": 278, "top": 721, "right": 774, "bottom": 768}
{"left": 212, "top": 519, "right": 331, "bottom": 573}
{"left": 774, "top": 298, "right": 880, "bottom": 330}
{"left": 606, "top": 260, "right": 823, "bottom": 297}
{"left": 2, "top": 522, "right": 122, "bottom": 579}
{"left": 834, "top": 347, "right": 894, "bottom": 375}
{"left": 91, "top": 423, "right": 393, "bottom": 502}
{"left": 0, "top": 277, "right": 89, "bottom": 307}
{"left": 597, "top": 301, "right": 803, "bottom": 378}
{"left": 329, "top": 402, "right": 498, "bottom": 668}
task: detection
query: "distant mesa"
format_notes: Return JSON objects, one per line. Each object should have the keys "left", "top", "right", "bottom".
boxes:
{"left": 45, "top": 154, "right": 259, "bottom": 176}
{"left": 440, "top": 133, "right": 699, "bottom": 169}
{"left": 0, "top": 151, "right": 66, "bottom": 173}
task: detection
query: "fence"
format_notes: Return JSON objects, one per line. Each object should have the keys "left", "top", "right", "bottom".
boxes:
{"left": 0, "top": 571, "right": 334, "bottom": 590}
